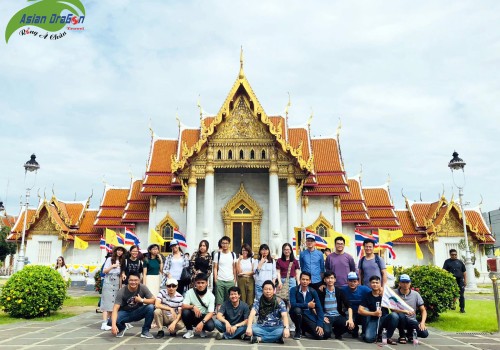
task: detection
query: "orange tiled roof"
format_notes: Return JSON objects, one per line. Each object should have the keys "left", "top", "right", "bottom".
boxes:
{"left": 123, "top": 179, "right": 149, "bottom": 223}
{"left": 367, "top": 208, "right": 398, "bottom": 219}
{"left": 94, "top": 187, "right": 130, "bottom": 228}
{"left": 140, "top": 186, "right": 183, "bottom": 195}
{"left": 122, "top": 213, "right": 149, "bottom": 221}
{"left": 78, "top": 210, "right": 100, "bottom": 236}
{"left": 311, "top": 138, "right": 343, "bottom": 173}
{"left": 0, "top": 215, "right": 16, "bottom": 227}
{"left": 339, "top": 178, "right": 369, "bottom": 223}
{"left": 340, "top": 178, "right": 364, "bottom": 202}
{"left": 146, "top": 139, "right": 178, "bottom": 174}
{"left": 11, "top": 208, "right": 37, "bottom": 233}
{"left": 288, "top": 128, "right": 310, "bottom": 161}
{"left": 409, "top": 202, "right": 433, "bottom": 227}
{"left": 180, "top": 128, "right": 200, "bottom": 151}
{"left": 269, "top": 116, "right": 286, "bottom": 137}
{"left": 342, "top": 213, "right": 370, "bottom": 222}
{"left": 341, "top": 202, "right": 367, "bottom": 212}
{"left": 357, "top": 219, "right": 400, "bottom": 229}
{"left": 202, "top": 116, "right": 215, "bottom": 129}
{"left": 395, "top": 210, "right": 419, "bottom": 235}
{"left": 363, "top": 188, "right": 393, "bottom": 207}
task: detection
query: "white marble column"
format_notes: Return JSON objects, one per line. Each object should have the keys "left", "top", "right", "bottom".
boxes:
{"left": 204, "top": 146, "right": 215, "bottom": 243}
{"left": 269, "top": 149, "right": 281, "bottom": 257}
{"left": 333, "top": 196, "right": 343, "bottom": 233}
{"left": 287, "top": 165, "right": 297, "bottom": 245}
{"left": 186, "top": 168, "right": 197, "bottom": 242}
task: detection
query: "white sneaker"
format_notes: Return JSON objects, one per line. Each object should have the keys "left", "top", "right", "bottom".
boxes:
{"left": 200, "top": 330, "right": 207, "bottom": 338}
{"left": 183, "top": 330, "right": 194, "bottom": 339}
{"left": 101, "top": 322, "right": 111, "bottom": 331}
{"left": 125, "top": 323, "right": 133, "bottom": 330}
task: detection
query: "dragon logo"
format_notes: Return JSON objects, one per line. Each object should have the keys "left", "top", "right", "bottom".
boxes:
{"left": 5, "top": 0, "right": 86, "bottom": 43}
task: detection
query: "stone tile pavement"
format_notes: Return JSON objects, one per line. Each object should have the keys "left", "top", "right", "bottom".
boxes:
{"left": 0, "top": 310, "right": 499, "bottom": 350}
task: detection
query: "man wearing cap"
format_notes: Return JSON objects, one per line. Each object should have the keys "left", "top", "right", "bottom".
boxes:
{"left": 325, "top": 236, "right": 356, "bottom": 287}
{"left": 395, "top": 274, "right": 429, "bottom": 343}
{"left": 299, "top": 234, "right": 325, "bottom": 291}
{"left": 181, "top": 273, "right": 216, "bottom": 338}
{"left": 341, "top": 272, "right": 370, "bottom": 338}
{"left": 443, "top": 249, "right": 466, "bottom": 313}
{"left": 153, "top": 278, "right": 185, "bottom": 339}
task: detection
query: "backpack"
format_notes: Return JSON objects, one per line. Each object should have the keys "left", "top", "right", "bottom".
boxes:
{"left": 216, "top": 251, "right": 237, "bottom": 272}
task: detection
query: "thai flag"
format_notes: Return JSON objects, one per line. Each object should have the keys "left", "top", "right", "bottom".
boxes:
{"left": 173, "top": 228, "right": 188, "bottom": 249}
{"left": 355, "top": 230, "right": 397, "bottom": 260}
{"left": 99, "top": 237, "right": 106, "bottom": 250}
{"left": 125, "top": 229, "right": 140, "bottom": 246}
{"left": 305, "top": 229, "right": 328, "bottom": 249}
{"left": 116, "top": 232, "right": 125, "bottom": 245}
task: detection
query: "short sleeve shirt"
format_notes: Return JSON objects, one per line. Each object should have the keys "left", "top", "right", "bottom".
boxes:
{"left": 218, "top": 300, "right": 250, "bottom": 325}
{"left": 183, "top": 288, "right": 215, "bottom": 314}
{"left": 216, "top": 252, "right": 236, "bottom": 281}
{"left": 360, "top": 257, "right": 386, "bottom": 286}
{"left": 156, "top": 290, "right": 183, "bottom": 317}
{"left": 252, "top": 298, "right": 287, "bottom": 327}
{"left": 144, "top": 258, "right": 161, "bottom": 275}
{"left": 360, "top": 292, "right": 388, "bottom": 316}
{"left": 395, "top": 289, "right": 424, "bottom": 320}
{"left": 115, "top": 284, "right": 154, "bottom": 311}
{"left": 276, "top": 259, "right": 300, "bottom": 279}
{"left": 341, "top": 285, "right": 371, "bottom": 314}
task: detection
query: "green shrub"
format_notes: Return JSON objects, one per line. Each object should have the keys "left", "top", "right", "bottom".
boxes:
{"left": 0, "top": 265, "right": 67, "bottom": 318}
{"left": 396, "top": 265, "right": 459, "bottom": 322}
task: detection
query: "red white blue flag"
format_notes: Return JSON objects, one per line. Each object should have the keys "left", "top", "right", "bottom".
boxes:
{"left": 125, "top": 229, "right": 141, "bottom": 247}
{"left": 173, "top": 228, "right": 188, "bottom": 249}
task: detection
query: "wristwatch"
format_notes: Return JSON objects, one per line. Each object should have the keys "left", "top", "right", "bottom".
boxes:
{"left": 202, "top": 320, "right": 206, "bottom": 325}
{"left": 283, "top": 326, "right": 290, "bottom": 329}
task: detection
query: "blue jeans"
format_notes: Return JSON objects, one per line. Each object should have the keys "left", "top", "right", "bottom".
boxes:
{"left": 214, "top": 319, "right": 246, "bottom": 339}
{"left": 363, "top": 313, "right": 398, "bottom": 343}
{"left": 114, "top": 304, "right": 154, "bottom": 333}
{"left": 255, "top": 284, "right": 263, "bottom": 302}
{"left": 252, "top": 324, "right": 284, "bottom": 343}
{"left": 397, "top": 314, "right": 429, "bottom": 339}
{"left": 281, "top": 277, "right": 297, "bottom": 289}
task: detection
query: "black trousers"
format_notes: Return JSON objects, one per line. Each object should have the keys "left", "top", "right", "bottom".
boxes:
{"left": 457, "top": 278, "right": 465, "bottom": 310}
{"left": 290, "top": 307, "right": 324, "bottom": 340}
{"left": 181, "top": 309, "right": 215, "bottom": 331}
{"left": 323, "top": 314, "right": 347, "bottom": 338}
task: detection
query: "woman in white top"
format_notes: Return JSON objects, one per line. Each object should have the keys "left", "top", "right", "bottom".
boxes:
{"left": 237, "top": 243, "right": 255, "bottom": 306}
{"left": 54, "top": 256, "right": 68, "bottom": 281}
{"left": 163, "top": 239, "right": 190, "bottom": 293}
{"left": 100, "top": 246, "right": 125, "bottom": 330}
{"left": 253, "top": 243, "right": 277, "bottom": 301}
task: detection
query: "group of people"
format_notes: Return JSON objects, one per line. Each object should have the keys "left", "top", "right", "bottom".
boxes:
{"left": 97, "top": 234, "right": 431, "bottom": 344}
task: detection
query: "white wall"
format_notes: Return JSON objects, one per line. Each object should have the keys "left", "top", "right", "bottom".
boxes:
{"left": 26, "top": 235, "right": 62, "bottom": 265}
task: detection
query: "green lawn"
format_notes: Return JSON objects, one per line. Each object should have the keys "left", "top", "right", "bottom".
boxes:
{"left": 0, "top": 295, "right": 99, "bottom": 325}
{"left": 430, "top": 300, "right": 498, "bottom": 332}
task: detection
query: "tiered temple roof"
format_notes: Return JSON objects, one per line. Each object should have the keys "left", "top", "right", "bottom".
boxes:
{"left": 94, "top": 186, "right": 133, "bottom": 229}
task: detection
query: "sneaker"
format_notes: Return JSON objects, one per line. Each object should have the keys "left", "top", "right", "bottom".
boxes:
{"left": 101, "top": 323, "right": 112, "bottom": 331}
{"left": 116, "top": 328, "right": 126, "bottom": 338}
{"left": 250, "top": 335, "right": 261, "bottom": 344}
{"left": 155, "top": 330, "right": 165, "bottom": 339}
{"left": 141, "top": 331, "right": 154, "bottom": 339}
{"left": 290, "top": 324, "right": 296, "bottom": 332}
{"left": 125, "top": 323, "right": 134, "bottom": 330}
{"left": 183, "top": 330, "right": 194, "bottom": 339}
{"left": 293, "top": 332, "right": 301, "bottom": 340}
{"left": 200, "top": 330, "right": 207, "bottom": 338}
{"left": 460, "top": 309, "right": 466, "bottom": 313}
{"left": 215, "top": 330, "right": 223, "bottom": 340}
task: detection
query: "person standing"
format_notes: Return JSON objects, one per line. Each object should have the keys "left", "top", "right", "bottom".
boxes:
{"left": 214, "top": 286, "right": 250, "bottom": 340}
{"left": 163, "top": 239, "right": 190, "bottom": 293}
{"left": 153, "top": 278, "right": 185, "bottom": 338}
{"left": 358, "top": 276, "right": 398, "bottom": 344}
{"left": 189, "top": 240, "right": 213, "bottom": 288}
{"left": 254, "top": 244, "right": 277, "bottom": 301}
{"left": 289, "top": 272, "right": 325, "bottom": 340}
{"left": 299, "top": 234, "right": 325, "bottom": 291}
{"left": 245, "top": 280, "right": 290, "bottom": 344}
{"left": 325, "top": 236, "right": 356, "bottom": 287}
{"left": 213, "top": 236, "right": 237, "bottom": 308}
{"left": 341, "top": 272, "right": 371, "bottom": 338}
{"left": 358, "top": 239, "right": 387, "bottom": 286}
{"left": 318, "top": 271, "right": 354, "bottom": 340}
{"left": 237, "top": 243, "right": 255, "bottom": 306}
{"left": 122, "top": 245, "right": 143, "bottom": 285}
{"left": 55, "top": 256, "right": 68, "bottom": 281}
{"left": 276, "top": 243, "right": 300, "bottom": 294}
{"left": 101, "top": 246, "right": 126, "bottom": 331}
{"left": 181, "top": 273, "right": 216, "bottom": 338}
{"left": 143, "top": 244, "right": 163, "bottom": 298}
{"left": 110, "top": 272, "right": 155, "bottom": 338}
{"left": 443, "top": 249, "right": 467, "bottom": 313}
{"left": 395, "top": 274, "right": 429, "bottom": 344}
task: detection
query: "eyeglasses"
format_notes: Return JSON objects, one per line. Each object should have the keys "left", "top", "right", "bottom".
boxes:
{"left": 166, "top": 284, "right": 177, "bottom": 288}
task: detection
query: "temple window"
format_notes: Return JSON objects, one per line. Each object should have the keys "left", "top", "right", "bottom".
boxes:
{"left": 261, "top": 149, "right": 266, "bottom": 159}
{"left": 239, "top": 150, "right": 244, "bottom": 159}
{"left": 217, "top": 150, "right": 222, "bottom": 160}
{"left": 161, "top": 223, "right": 175, "bottom": 253}
{"left": 234, "top": 204, "right": 251, "bottom": 214}
{"left": 317, "top": 224, "right": 327, "bottom": 237}
{"left": 250, "top": 149, "right": 255, "bottom": 159}
{"left": 228, "top": 150, "right": 233, "bottom": 159}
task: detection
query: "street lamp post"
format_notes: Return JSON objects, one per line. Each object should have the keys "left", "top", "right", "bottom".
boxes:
{"left": 448, "top": 151, "right": 477, "bottom": 291}
{"left": 16, "top": 154, "right": 40, "bottom": 272}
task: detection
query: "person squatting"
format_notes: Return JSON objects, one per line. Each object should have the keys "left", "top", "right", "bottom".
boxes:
{"left": 100, "top": 236, "right": 430, "bottom": 344}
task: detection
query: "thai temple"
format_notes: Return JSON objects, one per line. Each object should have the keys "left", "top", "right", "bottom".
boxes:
{"left": 6, "top": 57, "right": 495, "bottom": 277}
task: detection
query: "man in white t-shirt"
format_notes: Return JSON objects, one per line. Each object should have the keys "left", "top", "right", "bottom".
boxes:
{"left": 213, "top": 235, "right": 237, "bottom": 307}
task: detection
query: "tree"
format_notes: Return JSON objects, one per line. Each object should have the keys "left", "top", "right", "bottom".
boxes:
{"left": 0, "top": 226, "right": 17, "bottom": 264}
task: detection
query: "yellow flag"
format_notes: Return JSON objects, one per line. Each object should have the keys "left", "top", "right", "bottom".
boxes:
{"left": 379, "top": 229, "right": 403, "bottom": 244}
{"left": 415, "top": 237, "right": 423, "bottom": 259}
{"left": 105, "top": 228, "right": 119, "bottom": 246}
{"left": 328, "top": 229, "right": 351, "bottom": 246}
{"left": 74, "top": 236, "right": 88, "bottom": 250}
{"left": 150, "top": 229, "right": 166, "bottom": 245}
{"left": 495, "top": 248, "right": 500, "bottom": 257}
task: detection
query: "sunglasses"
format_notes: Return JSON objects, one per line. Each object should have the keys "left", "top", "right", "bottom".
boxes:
{"left": 166, "top": 284, "right": 177, "bottom": 288}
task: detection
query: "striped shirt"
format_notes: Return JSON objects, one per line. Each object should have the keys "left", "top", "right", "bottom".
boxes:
{"left": 324, "top": 289, "right": 340, "bottom": 317}
{"left": 156, "top": 290, "right": 183, "bottom": 317}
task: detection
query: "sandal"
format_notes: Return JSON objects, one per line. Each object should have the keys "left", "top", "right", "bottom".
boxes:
{"left": 387, "top": 339, "right": 398, "bottom": 345}
{"left": 398, "top": 337, "right": 407, "bottom": 344}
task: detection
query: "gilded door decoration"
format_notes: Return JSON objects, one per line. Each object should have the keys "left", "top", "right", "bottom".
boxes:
{"left": 221, "top": 183, "right": 262, "bottom": 253}
{"left": 307, "top": 212, "right": 333, "bottom": 237}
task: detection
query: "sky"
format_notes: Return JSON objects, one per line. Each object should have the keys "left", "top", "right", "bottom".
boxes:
{"left": 0, "top": 0, "right": 499, "bottom": 218}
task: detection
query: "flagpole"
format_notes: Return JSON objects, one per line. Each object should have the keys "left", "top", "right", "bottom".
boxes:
{"left": 72, "top": 242, "right": 75, "bottom": 265}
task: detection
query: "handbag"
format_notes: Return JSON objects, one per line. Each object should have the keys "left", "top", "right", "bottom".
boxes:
{"left": 276, "top": 261, "right": 293, "bottom": 301}
{"left": 180, "top": 266, "right": 192, "bottom": 282}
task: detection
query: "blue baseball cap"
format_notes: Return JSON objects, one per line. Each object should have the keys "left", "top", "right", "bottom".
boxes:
{"left": 399, "top": 274, "right": 411, "bottom": 282}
